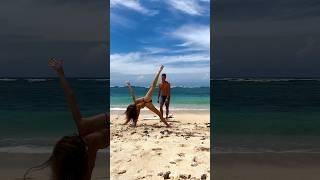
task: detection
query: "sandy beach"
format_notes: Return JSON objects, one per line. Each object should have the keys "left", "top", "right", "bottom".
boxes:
{"left": 214, "top": 153, "right": 320, "bottom": 180}
{"left": 110, "top": 110, "right": 210, "bottom": 180}
{"left": 0, "top": 152, "right": 108, "bottom": 180}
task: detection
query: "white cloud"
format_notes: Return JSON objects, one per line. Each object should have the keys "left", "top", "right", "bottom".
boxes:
{"left": 111, "top": 12, "right": 137, "bottom": 29}
{"left": 171, "top": 24, "right": 210, "bottom": 51}
{"left": 144, "top": 47, "right": 169, "bottom": 54}
{"left": 111, "top": 0, "right": 158, "bottom": 15}
{"left": 110, "top": 51, "right": 209, "bottom": 75}
{"left": 166, "top": 0, "right": 205, "bottom": 16}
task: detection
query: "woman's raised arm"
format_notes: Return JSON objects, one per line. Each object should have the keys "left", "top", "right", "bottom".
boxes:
{"left": 49, "top": 58, "right": 85, "bottom": 136}
{"left": 126, "top": 80, "right": 137, "bottom": 103}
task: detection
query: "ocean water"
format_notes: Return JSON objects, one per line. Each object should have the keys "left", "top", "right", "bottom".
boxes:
{"left": 111, "top": 86, "right": 210, "bottom": 110}
{"left": 0, "top": 78, "right": 107, "bottom": 153}
{"left": 4, "top": 78, "right": 319, "bottom": 153}
{"left": 0, "top": 78, "right": 209, "bottom": 153}
{"left": 214, "top": 78, "right": 320, "bottom": 153}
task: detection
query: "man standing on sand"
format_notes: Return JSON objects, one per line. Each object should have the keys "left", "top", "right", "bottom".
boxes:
{"left": 158, "top": 73, "right": 171, "bottom": 119}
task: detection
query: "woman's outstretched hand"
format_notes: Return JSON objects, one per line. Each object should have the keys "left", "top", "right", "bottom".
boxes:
{"left": 49, "top": 58, "right": 64, "bottom": 74}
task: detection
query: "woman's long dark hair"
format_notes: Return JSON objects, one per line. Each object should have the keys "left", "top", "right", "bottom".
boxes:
{"left": 125, "top": 104, "right": 138, "bottom": 123}
{"left": 24, "top": 135, "right": 88, "bottom": 180}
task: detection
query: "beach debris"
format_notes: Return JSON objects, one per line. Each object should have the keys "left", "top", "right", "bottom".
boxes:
{"left": 152, "top": 147, "right": 162, "bottom": 151}
{"left": 199, "top": 147, "right": 210, "bottom": 151}
{"left": 201, "top": 174, "right": 207, "bottom": 179}
{"left": 196, "top": 146, "right": 210, "bottom": 152}
{"left": 117, "top": 170, "right": 126, "bottom": 174}
{"left": 169, "top": 161, "right": 176, "bottom": 164}
{"left": 163, "top": 171, "right": 171, "bottom": 179}
{"left": 191, "top": 162, "right": 198, "bottom": 167}
{"left": 131, "top": 131, "right": 136, "bottom": 135}
{"left": 179, "top": 174, "right": 189, "bottom": 179}
{"left": 193, "top": 156, "right": 198, "bottom": 162}
{"left": 135, "top": 175, "right": 146, "bottom": 179}
{"left": 177, "top": 153, "right": 185, "bottom": 157}
{"left": 160, "top": 129, "right": 172, "bottom": 135}
{"left": 158, "top": 172, "right": 164, "bottom": 176}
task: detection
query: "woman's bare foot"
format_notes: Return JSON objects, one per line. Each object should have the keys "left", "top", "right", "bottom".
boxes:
{"left": 160, "top": 64, "right": 164, "bottom": 71}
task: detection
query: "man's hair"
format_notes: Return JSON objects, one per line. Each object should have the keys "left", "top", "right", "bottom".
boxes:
{"left": 162, "top": 73, "right": 166, "bottom": 77}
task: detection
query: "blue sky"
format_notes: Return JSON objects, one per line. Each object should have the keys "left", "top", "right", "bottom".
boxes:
{"left": 110, "top": 0, "right": 210, "bottom": 87}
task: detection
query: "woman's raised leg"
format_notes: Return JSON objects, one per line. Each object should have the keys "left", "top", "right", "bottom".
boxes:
{"left": 145, "top": 102, "right": 170, "bottom": 127}
{"left": 145, "top": 65, "right": 164, "bottom": 100}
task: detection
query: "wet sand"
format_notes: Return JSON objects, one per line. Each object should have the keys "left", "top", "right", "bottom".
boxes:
{"left": 0, "top": 151, "right": 108, "bottom": 180}
{"left": 214, "top": 153, "right": 320, "bottom": 180}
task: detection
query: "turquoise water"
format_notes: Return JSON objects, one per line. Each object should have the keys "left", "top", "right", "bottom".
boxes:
{"left": 0, "top": 79, "right": 209, "bottom": 153}
{"left": 214, "top": 79, "right": 320, "bottom": 153}
{"left": 4, "top": 78, "right": 320, "bottom": 153}
{"left": 0, "top": 78, "right": 107, "bottom": 153}
{"left": 111, "top": 86, "right": 210, "bottom": 110}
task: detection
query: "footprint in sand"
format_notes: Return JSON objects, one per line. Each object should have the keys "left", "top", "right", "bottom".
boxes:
{"left": 135, "top": 145, "right": 141, "bottom": 150}
{"left": 114, "top": 160, "right": 122, "bottom": 164}
{"left": 179, "top": 144, "right": 187, "bottom": 147}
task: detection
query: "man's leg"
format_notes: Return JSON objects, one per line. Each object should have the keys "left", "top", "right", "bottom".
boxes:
{"left": 160, "top": 102, "right": 164, "bottom": 118}
{"left": 165, "top": 97, "right": 170, "bottom": 118}
{"left": 160, "top": 96, "right": 165, "bottom": 118}
{"left": 165, "top": 105, "right": 169, "bottom": 118}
